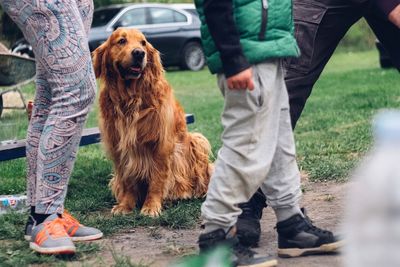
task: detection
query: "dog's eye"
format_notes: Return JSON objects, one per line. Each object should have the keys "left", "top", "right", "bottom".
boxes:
{"left": 141, "top": 40, "right": 146, "bottom": 46}
{"left": 118, "top": 38, "right": 127, "bottom": 45}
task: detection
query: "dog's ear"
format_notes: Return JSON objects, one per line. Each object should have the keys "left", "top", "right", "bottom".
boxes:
{"left": 92, "top": 41, "right": 108, "bottom": 78}
{"left": 146, "top": 42, "right": 163, "bottom": 78}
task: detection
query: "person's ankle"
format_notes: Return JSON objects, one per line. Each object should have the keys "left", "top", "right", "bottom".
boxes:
{"left": 202, "top": 223, "right": 231, "bottom": 235}
{"left": 273, "top": 205, "right": 303, "bottom": 223}
{"left": 30, "top": 206, "right": 52, "bottom": 225}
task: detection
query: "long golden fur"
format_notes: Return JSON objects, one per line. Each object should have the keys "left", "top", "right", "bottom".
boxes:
{"left": 92, "top": 28, "right": 212, "bottom": 217}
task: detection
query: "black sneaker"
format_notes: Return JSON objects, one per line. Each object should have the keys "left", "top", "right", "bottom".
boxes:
{"left": 276, "top": 208, "right": 343, "bottom": 258}
{"left": 237, "top": 189, "right": 267, "bottom": 247}
{"left": 198, "top": 226, "right": 277, "bottom": 267}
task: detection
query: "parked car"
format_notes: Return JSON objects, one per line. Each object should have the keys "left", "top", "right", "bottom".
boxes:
{"left": 12, "top": 3, "right": 205, "bottom": 71}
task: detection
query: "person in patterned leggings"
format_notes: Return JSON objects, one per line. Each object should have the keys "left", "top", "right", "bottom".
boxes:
{"left": 0, "top": 0, "right": 103, "bottom": 254}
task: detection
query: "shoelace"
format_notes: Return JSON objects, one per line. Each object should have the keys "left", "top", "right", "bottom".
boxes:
{"left": 62, "top": 210, "right": 81, "bottom": 226}
{"left": 35, "top": 218, "right": 67, "bottom": 245}
{"left": 60, "top": 210, "right": 81, "bottom": 236}
{"left": 303, "top": 215, "right": 330, "bottom": 235}
{"left": 239, "top": 201, "right": 265, "bottom": 219}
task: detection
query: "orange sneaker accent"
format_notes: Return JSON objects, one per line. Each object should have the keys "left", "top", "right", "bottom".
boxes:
{"left": 33, "top": 218, "right": 68, "bottom": 246}
{"left": 61, "top": 210, "right": 81, "bottom": 236}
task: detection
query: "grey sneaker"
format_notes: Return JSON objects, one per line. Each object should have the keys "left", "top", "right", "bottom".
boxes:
{"left": 25, "top": 210, "right": 103, "bottom": 242}
{"left": 61, "top": 210, "right": 103, "bottom": 241}
{"left": 29, "top": 214, "right": 76, "bottom": 255}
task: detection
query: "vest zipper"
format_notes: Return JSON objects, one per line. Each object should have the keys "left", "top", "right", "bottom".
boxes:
{"left": 259, "top": 0, "right": 268, "bottom": 40}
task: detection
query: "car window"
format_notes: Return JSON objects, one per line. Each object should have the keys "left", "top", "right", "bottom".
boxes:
{"left": 117, "top": 8, "right": 147, "bottom": 27}
{"left": 183, "top": 8, "right": 198, "bottom": 17}
{"left": 148, "top": 7, "right": 187, "bottom": 24}
{"left": 92, "top": 8, "right": 122, "bottom": 27}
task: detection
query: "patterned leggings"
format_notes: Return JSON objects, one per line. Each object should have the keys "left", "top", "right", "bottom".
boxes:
{"left": 1, "top": 0, "right": 96, "bottom": 214}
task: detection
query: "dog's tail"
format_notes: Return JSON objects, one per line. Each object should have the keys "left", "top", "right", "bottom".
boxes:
{"left": 187, "top": 132, "right": 214, "bottom": 197}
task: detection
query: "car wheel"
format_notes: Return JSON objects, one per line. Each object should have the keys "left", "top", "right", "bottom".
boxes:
{"left": 181, "top": 42, "right": 205, "bottom": 71}
{"left": 11, "top": 39, "right": 34, "bottom": 58}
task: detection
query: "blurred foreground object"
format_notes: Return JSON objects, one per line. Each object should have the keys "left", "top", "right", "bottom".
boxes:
{"left": 170, "top": 246, "right": 232, "bottom": 267}
{"left": 344, "top": 110, "right": 400, "bottom": 267}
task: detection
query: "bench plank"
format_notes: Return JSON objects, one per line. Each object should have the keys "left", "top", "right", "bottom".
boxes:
{"left": 0, "top": 114, "right": 195, "bottom": 162}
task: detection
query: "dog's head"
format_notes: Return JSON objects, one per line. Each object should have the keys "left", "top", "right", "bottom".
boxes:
{"left": 92, "top": 28, "right": 162, "bottom": 81}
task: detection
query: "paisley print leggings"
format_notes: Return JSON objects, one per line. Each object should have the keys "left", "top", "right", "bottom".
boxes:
{"left": 1, "top": 0, "right": 96, "bottom": 214}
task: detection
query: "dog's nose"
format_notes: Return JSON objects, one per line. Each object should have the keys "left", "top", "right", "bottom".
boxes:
{"left": 132, "top": 49, "right": 145, "bottom": 61}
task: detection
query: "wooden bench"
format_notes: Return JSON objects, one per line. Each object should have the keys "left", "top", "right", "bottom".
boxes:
{"left": 0, "top": 114, "right": 195, "bottom": 162}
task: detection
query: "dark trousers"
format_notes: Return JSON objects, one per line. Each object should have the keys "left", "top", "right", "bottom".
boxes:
{"left": 285, "top": 0, "right": 400, "bottom": 128}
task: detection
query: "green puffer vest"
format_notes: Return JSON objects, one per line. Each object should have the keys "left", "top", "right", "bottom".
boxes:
{"left": 195, "top": 0, "right": 300, "bottom": 74}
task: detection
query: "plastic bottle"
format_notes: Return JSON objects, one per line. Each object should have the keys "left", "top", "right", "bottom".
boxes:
{"left": 0, "top": 194, "right": 27, "bottom": 215}
{"left": 344, "top": 110, "right": 400, "bottom": 267}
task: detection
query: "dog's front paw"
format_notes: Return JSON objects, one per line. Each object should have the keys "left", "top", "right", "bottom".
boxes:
{"left": 140, "top": 203, "right": 162, "bottom": 217}
{"left": 111, "top": 205, "right": 133, "bottom": 215}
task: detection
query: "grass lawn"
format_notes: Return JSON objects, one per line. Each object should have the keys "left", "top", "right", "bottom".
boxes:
{"left": 0, "top": 49, "right": 399, "bottom": 265}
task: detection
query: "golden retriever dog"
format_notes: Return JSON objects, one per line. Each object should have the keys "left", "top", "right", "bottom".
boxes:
{"left": 92, "top": 28, "right": 212, "bottom": 217}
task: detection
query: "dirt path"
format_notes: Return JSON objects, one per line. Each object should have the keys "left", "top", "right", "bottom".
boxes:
{"left": 78, "top": 181, "right": 348, "bottom": 267}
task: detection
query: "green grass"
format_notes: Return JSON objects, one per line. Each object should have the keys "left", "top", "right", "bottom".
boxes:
{"left": 0, "top": 236, "right": 100, "bottom": 267}
{"left": 295, "top": 50, "right": 400, "bottom": 180}
{"left": 0, "top": 49, "right": 399, "bottom": 265}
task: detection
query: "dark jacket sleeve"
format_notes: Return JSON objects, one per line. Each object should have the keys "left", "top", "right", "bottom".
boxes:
{"left": 203, "top": 0, "right": 251, "bottom": 78}
{"left": 375, "top": 0, "right": 400, "bottom": 17}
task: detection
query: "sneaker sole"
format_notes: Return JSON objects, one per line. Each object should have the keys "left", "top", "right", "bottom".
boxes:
{"left": 70, "top": 232, "right": 104, "bottom": 241}
{"left": 30, "top": 242, "right": 76, "bottom": 255}
{"left": 277, "top": 240, "right": 344, "bottom": 258}
{"left": 238, "top": 259, "right": 278, "bottom": 267}
{"left": 25, "top": 232, "right": 103, "bottom": 242}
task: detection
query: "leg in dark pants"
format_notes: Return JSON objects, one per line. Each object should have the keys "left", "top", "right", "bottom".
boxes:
{"left": 286, "top": 1, "right": 364, "bottom": 128}
{"left": 364, "top": 8, "right": 400, "bottom": 70}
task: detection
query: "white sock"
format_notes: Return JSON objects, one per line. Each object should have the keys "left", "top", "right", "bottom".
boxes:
{"left": 273, "top": 205, "right": 303, "bottom": 222}
{"left": 202, "top": 223, "right": 231, "bottom": 234}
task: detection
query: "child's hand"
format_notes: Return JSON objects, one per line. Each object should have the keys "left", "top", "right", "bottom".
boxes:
{"left": 227, "top": 68, "right": 255, "bottom": 91}
{"left": 389, "top": 4, "right": 400, "bottom": 29}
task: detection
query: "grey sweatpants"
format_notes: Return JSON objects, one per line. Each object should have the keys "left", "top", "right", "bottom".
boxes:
{"left": 201, "top": 60, "right": 302, "bottom": 229}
